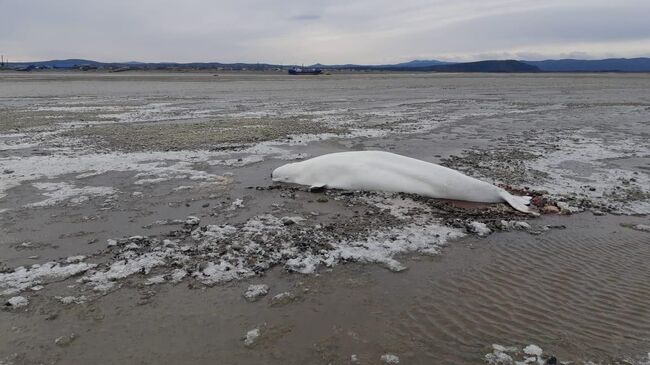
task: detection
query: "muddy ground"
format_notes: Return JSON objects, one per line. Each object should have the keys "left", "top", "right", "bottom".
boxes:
{"left": 1, "top": 72, "right": 649, "bottom": 364}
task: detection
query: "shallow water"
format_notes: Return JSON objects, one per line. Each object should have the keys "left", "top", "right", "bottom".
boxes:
{"left": 1, "top": 72, "right": 649, "bottom": 364}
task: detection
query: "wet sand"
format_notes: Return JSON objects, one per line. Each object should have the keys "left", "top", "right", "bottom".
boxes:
{"left": 1, "top": 72, "right": 649, "bottom": 364}
{"left": 2, "top": 214, "right": 649, "bottom": 364}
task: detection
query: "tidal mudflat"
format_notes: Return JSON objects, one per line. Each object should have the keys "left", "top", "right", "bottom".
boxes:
{"left": 1, "top": 72, "right": 649, "bottom": 364}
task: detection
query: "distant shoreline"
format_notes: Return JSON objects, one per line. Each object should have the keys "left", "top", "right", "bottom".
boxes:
{"left": 3, "top": 57, "right": 650, "bottom": 73}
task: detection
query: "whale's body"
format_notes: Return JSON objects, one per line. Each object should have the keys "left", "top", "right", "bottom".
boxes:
{"left": 272, "top": 151, "right": 534, "bottom": 214}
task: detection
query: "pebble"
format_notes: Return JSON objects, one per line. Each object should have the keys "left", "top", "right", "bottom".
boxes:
{"left": 541, "top": 205, "right": 559, "bottom": 214}
{"left": 54, "top": 333, "right": 77, "bottom": 347}
{"left": 243, "top": 328, "right": 260, "bottom": 347}
{"left": 270, "top": 291, "right": 296, "bottom": 306}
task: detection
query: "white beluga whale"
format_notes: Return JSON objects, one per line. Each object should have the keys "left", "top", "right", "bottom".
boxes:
{"left": 272, "top": 151, "right": 536, "bottom": 214}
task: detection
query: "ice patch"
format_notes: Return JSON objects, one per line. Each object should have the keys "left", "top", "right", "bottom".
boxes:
{"left": 0, "top": 150, "right": 234, "bottom": 201}
{"left": 56, "top": 295, "right": 87, "bottom": 305}
{"left": 26, "top": 182, "right": 116, "bottom": 208}
{"left": 467, "top": 221, "right": 492, "bottom": 237}
{"left": 243, "top": 284, "right": 269, "bottom": 302}
{"left": 527, "top": 133, "right": 650, "bottom": 214}
{"left": 145, "top": 275, "right": 166, "bottom": 286}
{"left": 82, "top": 252, "right": 168, "bottom": 291}
{"left": 0, "top": 261, "right": 96, "bottom": 295}
{"left": 523, "top": 344, "right": 543, "bottom": 357}
{"left": 380, "top": 354, "right": 400, "bottom": 364}
{"left": 6, "top": 296, "right": 29, "bottom": 308}
{"left": 332, "top": 221, "right": 465, "bottom": 272}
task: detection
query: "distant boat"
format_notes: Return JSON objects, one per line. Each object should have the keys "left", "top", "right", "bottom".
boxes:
{"left": 288, "top": 67, "right": 322, "bottom": 75}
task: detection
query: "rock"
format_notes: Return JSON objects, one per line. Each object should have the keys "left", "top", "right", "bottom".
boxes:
{"left": 546, "top": 356, "right": 558, "bottom": 365}
{"left": 556, "top": 201, "right": 580, "bottom": 215}
{"left": 184, "top": 216, "right": 200, "bottom": 226}
{"left": 309, "top": 185, "right": 326, "bottom": 193}
{"left": 6, "top": 296, "right": 29, "bottom": 308}
{"left": 3, "top": 169, "right": 14, "bottom": 174}
{"left": 591, "top": 210, "right": 606, "bottom": 216}
{"left": 380, "top": 353, "right": 400, "bottom": 364}
{"left": 627, "top": 224, "right": 650, "bottom": 232}
{"left": 244, "top": 284, "right": 269, "bottom": 302}
{"left": 54, "top": 333, "right": 77, "bottom": 347}
{"left": 316, "top": 197, "right": 329, "bottom": 203}
{"left": 281, "top": 216, "right": 305, "bottom": 226}
{"left": 541, "top": 205, "right": 559, "bottom": 214}
{"left": 243, "top": 328, "right": 260, "bottom": 347}
{"left": 270, "top": 291, "right": 296, "bottom": 306}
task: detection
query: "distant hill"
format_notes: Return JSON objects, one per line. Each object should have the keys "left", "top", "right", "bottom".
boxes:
{"left": 313, "top": 60, "right": 538, "bottom": 72}
{"left": 424, "top": 60, "right": 539, "bottom": 72}
{"left": 522, "top": 58, "right": 650, "bottom": 72}
{"left": 11, "top": 59, "right": 104, "bottom": 68}
{"left": 391, "top": 60, "right": 450, "bottom": 68}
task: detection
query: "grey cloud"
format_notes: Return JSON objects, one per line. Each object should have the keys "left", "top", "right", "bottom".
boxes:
{"left": 1, "top": 0, "right": 649, "bottom": 63}
{"left": 290, "top": 14, "right": 321, "bottom": 21}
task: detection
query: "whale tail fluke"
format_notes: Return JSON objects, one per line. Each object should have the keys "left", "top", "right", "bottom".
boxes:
{"left": 499, "top": 191, "right": 539, "bottom": 216}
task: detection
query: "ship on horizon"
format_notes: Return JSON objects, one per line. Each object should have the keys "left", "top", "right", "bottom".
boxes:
{"left": 287, "top": 66, "right": 322, "bottom": 75}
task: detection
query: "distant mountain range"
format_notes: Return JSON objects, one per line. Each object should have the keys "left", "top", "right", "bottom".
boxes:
{"left": 3, "top": 57, "right": 650, "bottom": 72}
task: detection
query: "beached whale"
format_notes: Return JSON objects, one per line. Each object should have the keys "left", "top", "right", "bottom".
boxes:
{"left": 272, "top": 151, "right": 535, "bottom": 214}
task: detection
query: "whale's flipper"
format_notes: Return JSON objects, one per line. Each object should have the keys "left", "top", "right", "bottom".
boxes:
{"left": 499, "top": 191, "right": 539, "bottom": 216}
{"left": 309, "top": 184, "right": 327, "bottom": 193}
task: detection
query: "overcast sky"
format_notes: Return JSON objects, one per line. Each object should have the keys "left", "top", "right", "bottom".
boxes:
{"left": 1, "top": 0, "right": 649, "bottom": 64}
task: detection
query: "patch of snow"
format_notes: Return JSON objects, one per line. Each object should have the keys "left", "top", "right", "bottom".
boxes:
{"left": 65, "top": 255, "right": 86, "bottom": 263}
{"left": 499, "top": 220, "right": 531, "bottom": 231}
{"left": 6, "top": 296, "right": 29, "bottom": 308}
{"left": 56, "top": 295, "right": 87, "bottom": 304}
{"left": 82, "top": 252, "right": 168, "bottom": 291}
{"left": 193, "top": 260, "right": 255, "bottom": 285}
{"left": 243, "top": 284, "right": 269, "bottom": 302}
{"left": 145, "top": 275, "right": 166, "bottom": 285}
{"left": 467, "top": 221, "right": 492, "bottom": 237}
{"left": 26, "top": 182, "right": 116, "bottom": 208}
{"left": 170, "top": 269, "right": 187, "bottom": 283}
{"left": 228, "top": 198, "right": 245, "bottom": 210}
{"left": 0, "top": 262, "right": 96, "bottom": 295}
{"left": 380, "top": 354, "right": 400, "bottom": 364}
{"left": 629, "top": 224, "right": 650, "bottom": 232}
{"left": 523, "top": 344, "right": 543, "bottom": 357}
{"left": 332, "top": 221, "right": 465, "bottom": 272}
{"left": 527, "top": 133, "right": 650, "bottom": 214}
{"left": 284, "top": 255, "right": 321, "bottom": 274}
